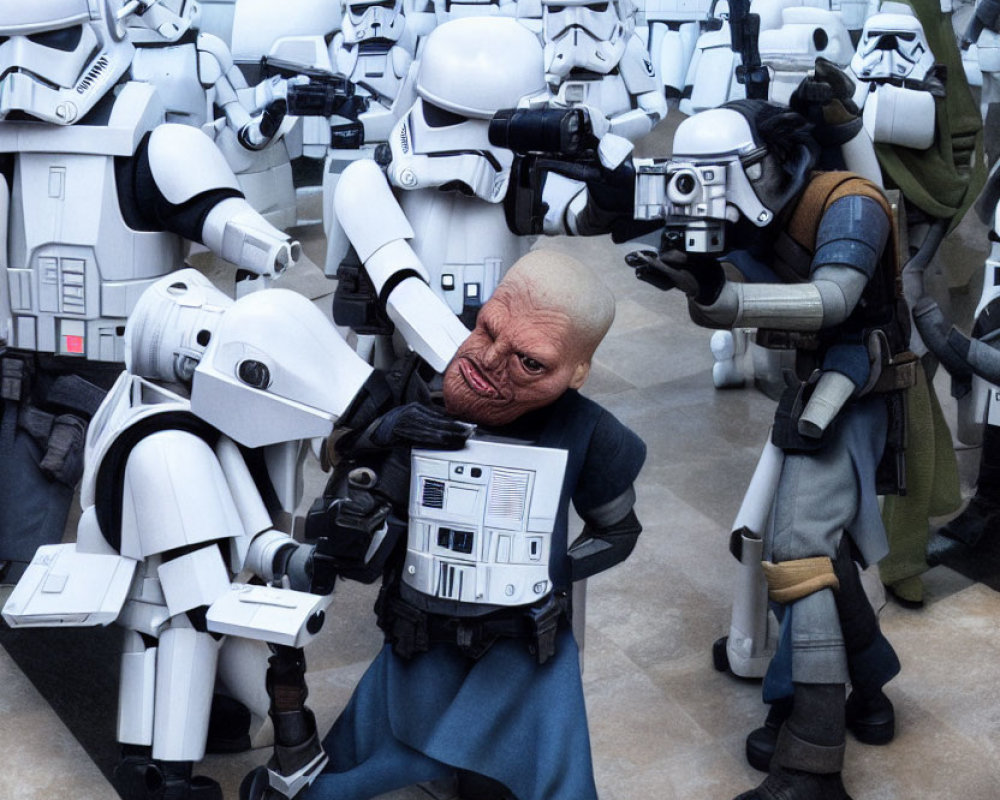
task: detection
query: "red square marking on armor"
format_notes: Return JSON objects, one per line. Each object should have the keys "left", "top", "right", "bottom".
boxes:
{"left": 64, "top": 335, "right": 85, "bottom": 354}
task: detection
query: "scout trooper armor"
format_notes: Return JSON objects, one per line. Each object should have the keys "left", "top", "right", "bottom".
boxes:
{"left": 527, "top": 0, "right": 667, "bottom": 143}
{"left": 3, "top": 269, "right": 375, "bottom": 800}
{"left": 0, "top": 0, "right": 298, "bottom": 591}
{"left": 333, "top": 16, "right": 546, "bottom": 370}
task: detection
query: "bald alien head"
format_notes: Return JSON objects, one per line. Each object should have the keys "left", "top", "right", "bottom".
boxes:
{"left": 442, "top": 249, "right": 615, "bottom": 426}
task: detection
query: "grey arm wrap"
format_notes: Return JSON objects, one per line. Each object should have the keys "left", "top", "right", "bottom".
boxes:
{"left": 569, "top": 487, "right": 642, "bottom": 581}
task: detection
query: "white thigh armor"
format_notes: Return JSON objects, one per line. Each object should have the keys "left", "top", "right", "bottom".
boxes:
{"left": 403, "top": 439, "right": 568, "bottom": 608}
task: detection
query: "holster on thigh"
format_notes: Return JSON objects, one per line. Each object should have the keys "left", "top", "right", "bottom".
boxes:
{"left": 762, "top": 557, "right": 839, "bottom": 604}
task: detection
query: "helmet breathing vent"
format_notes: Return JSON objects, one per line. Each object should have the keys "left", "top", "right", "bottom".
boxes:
{"left": 76, "top": 55, "right": 108, "bottom": 94}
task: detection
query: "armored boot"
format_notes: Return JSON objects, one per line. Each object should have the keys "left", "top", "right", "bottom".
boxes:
{"left": 114, "top": 746, "right": 222, "bottom": 800}
{"left": 240, "top": 646, "right": 327, "bottom": 800}
{"left": 735, "top": 683, "right": 852, "bottom": 800}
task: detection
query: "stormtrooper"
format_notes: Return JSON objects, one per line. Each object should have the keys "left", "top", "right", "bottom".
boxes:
{"left": 2, "top": 267, "right": 386, "bottom": 799}
{"left": 332, "top": 16, "right": 546, "bottom": 370}
{"left": 0, "top": 0, "right": 300, "bottom": 585}
{"left": 524, "top": 0, "right": 667, "bottom": 143}
{"left": 126, "top": 0, "right": 305, "bottom": 229}
{"left": 321, "top": 0, "right": 422, "bottom": 273}
{"left": 848, "top": 0, "right": 984, "bottom": 605}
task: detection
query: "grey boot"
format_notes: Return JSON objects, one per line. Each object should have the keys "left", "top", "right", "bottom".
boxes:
{"left": 734, "top": 683, "right": 853, "bottom": 800}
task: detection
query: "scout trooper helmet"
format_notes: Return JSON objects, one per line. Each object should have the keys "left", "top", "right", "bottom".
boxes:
{"left": 126, "top": 270, "right": 373, "bottom": 447}
{"left": 0, "top": 0, "right": 137, "bottom": 124}
{"left": 663, "top": 100, "right": 816, "bottom": 251}
{"left": 126, "top": 0, "right": 202, "bottom": 44}
{"left": 341, "top": 0, "right": 406, "bottom": 45}
{"left": 850, "top": 6, "right": 935, "bottom": 84}
{"left": 541, "top": 0, "right": 636, "bottom": 80}
{"left": 125, "top": 269, "right": 233, "bottom": 385}
{"left": 385, "top": 17, "right": 545, "bottom": 203}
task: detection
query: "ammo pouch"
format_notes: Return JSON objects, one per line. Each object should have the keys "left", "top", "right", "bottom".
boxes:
{"left": 376, "top": 586, "right": 569, "bottom": 665}
{"left": 332, "top": 248, "right": 395, "bottom": 336}
{"left": 1, "top": 356, "right": 106, "bottom": 487}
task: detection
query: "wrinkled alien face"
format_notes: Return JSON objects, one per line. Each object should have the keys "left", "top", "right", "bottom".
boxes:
{"left": 442, "top": 282, "right": 590, "bottom": 426}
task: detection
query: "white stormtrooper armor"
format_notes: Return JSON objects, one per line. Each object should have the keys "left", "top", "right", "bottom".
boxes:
{"left": 527, "top": 0, "right": 667, "bottom": 142}
{"left": 322, "top": 0, "right": 420, "bottom": 273}
{"left": 333, "top": 17, "right": 546, "bottom": 371}
{"left": 682, "top": 0, "right": 857, "bottom": 113}
{"left": 403, "top": 439, "right": 567, "bottom": 608}
{"left": 4, "top": 269, "right": 374, "bottom": 799}
{"left": 126, "top": 1, "right": 304, "bottom": 229}
{"left": 637, "top": 0, "right": 717, "bottom": 100}
{"left": 0, "top": 2, "right": 298, "bottom": 364}
{"left": 849, "top": 4, "right": 939, "bottom": 150}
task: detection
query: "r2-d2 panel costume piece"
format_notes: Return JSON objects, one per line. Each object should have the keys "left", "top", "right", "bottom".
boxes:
{"left": 333, "top": 17, "right": 545, "bottom": 369}
{"left": 303, "top": 391, "right": 646, "bottom": 800}
{"left": 0, "top": 0, "right": 300, "bottom": 585}
{"left": 4, "top": 269, "right": 376, "bottom": 800}
{"left": 523, "top": 0, "right": 667, "bottom": 143}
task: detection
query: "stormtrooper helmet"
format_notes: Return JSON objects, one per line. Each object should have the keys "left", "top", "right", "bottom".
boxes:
{"left": 125, "top": 269, "right": 233, "bottom": 386}
{"left": 341, "top": 0, "right": 406, "bottom": 45}
{"left": 541, "top": 0, "right": 635, "bottom": 80}
{"left": 664, "top": 100, "right": 817, "bottom": 250}
{"left": 0, "top": 0, "right": 137, "bottom": 124}
{"left": 190, "top": 286, "right": 374, "bottom": 448}
{"left": 126, "top": 0, "right": 202, "bottom": 45}
{"left": 850, "top": 6, "right": 935, "bottom": 84}
{"left": 386, "top": 17, "right": 545, "bottom": 203}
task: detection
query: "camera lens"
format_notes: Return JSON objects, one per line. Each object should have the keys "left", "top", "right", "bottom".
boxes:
{"left": 675, "top": 173, "right": 696, "bottom": 196}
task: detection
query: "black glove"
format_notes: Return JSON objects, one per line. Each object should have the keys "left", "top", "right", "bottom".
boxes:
{"left": 625, "top": 248, "right": 726, "bottom": 305}
{"left": 360, "top": 402, "right": 475, "bottom": 453}
{"left": 789, "top": 57, "right": 861, "bottom": 147}
{"left": 306, "top": 467, "right": 402, "bottom": 585}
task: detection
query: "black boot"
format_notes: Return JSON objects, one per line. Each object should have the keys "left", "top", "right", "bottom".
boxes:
{"left": 734, "top": 684, "right": 852, "bottom": 800}
{"left": 745, "top": 697, "right": 793, "bottom": 772}
{"left": 114, "top": 748, "right": 222, "bottom": 800}
{"left": 937, "top": 424, "right": 1000, "bottom": 549}
{"left": 833, "top": 538, "right": 898, "bottom": 746}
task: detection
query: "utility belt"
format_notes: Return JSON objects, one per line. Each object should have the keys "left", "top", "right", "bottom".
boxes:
{"left": 376, "top": 583, "right": 570, "bottom": 665}
{"left": 0, "top": 351, "right": 110, "bottom": 486}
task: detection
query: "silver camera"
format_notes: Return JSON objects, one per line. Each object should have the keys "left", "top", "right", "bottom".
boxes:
{"left": 635, "top": 158, "right": 730, "bottom": 252}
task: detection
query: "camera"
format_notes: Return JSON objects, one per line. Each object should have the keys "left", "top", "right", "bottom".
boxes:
{"left": 634, "top": 159, "right": 730, "bottom": 253}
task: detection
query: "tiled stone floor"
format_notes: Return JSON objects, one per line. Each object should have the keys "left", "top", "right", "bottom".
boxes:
{"left": 4, "top": 216, "right": 1000, "bottom": 800}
